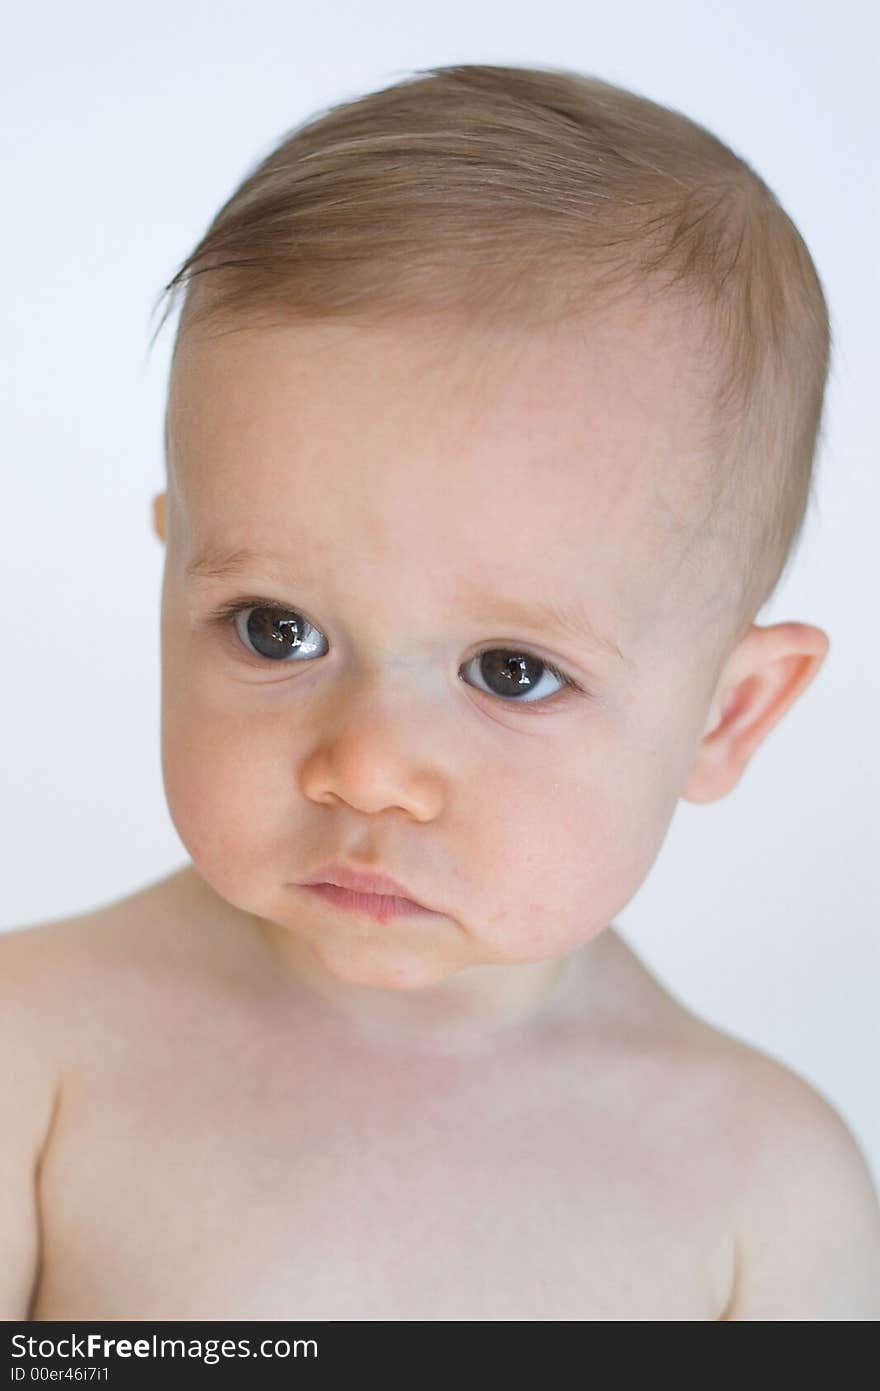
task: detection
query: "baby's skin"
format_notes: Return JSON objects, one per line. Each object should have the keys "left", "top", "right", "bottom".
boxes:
{"left": 5, "top": 307, "right": 878, "bottom": 1319}
{"left": 4, "top": 864, "right": 878, "bottom": 1321}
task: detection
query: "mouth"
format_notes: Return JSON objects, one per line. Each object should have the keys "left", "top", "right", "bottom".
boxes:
{"left": 302, "top": 863, "right": 431, "bottom": 907}
{"left": 301, "top": 882, "right": 437, "bottom": 921}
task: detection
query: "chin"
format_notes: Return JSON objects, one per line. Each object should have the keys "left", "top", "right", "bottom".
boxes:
{"left": 318, "top": 943, "right": 456, "bottom": 992}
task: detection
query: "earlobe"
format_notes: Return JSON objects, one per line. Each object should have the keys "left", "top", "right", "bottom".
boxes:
{"left": 152, "top": 492, "right": 167, "bottom": 544}
{"left": 681, "top": 622, "right": 830, "bottom": 805}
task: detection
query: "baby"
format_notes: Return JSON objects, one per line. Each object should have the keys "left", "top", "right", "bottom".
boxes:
{"left": 4, "top": 63, "right": 879, "bottom": 1322}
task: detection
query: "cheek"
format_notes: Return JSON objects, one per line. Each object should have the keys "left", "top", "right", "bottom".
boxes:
{"left": 159, "top": 596, "right": 287, "bottom": 875}
{"left": 470, "top": 735, "right": 683, "bottom": 959}
{"left": 159, "top": 677, "right": 283, "bottom": 883}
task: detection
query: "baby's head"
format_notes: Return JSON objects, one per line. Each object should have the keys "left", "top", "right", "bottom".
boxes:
{"left": 150, "top": 65, "right": 829, "bottom": 1008}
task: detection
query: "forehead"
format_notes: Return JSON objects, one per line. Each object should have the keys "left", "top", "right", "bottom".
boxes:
{"left": 166, "top": 305, "right": 717, "bottom": 647}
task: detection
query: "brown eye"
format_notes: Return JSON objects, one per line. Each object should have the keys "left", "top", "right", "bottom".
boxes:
{"left": 233, "top": 606, "right": 326, "bottom": 661}
{"left": 460, "top": 649, "right": 571, "bottom": 704}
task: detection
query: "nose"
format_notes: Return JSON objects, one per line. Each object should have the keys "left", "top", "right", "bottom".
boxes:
{"left": 298, "top": 694, "right": 446, "bottom": 820}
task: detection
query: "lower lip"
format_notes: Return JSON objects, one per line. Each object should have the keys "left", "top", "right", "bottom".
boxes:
{"left": 304, "top": 883, "right": 436, "bottom": 921}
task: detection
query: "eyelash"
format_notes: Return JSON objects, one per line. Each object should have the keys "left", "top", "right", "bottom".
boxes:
{"left": 205, "top": 595, "right": 589, "bottom": 711}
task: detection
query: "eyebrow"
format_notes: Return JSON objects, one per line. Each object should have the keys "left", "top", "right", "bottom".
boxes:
{"left": 185, "top": 545, "right": 626, "bottom": 664}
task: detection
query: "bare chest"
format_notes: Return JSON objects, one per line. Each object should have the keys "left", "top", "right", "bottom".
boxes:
{"left": 32, "top": 1019, "right": 730, "bottom": 1321}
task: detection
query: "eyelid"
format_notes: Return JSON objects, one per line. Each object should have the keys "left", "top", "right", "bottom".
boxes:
{"left": 203, "top": 592, "right": 594, "bottom": 710}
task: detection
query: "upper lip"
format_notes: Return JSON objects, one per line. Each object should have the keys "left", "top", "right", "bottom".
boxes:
{"left": 302, "top": 863, "right": 430, "bottom": 907}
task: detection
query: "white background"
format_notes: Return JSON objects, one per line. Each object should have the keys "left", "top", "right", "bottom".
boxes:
{"left": 2, "top": 2, "right": 877, "bottom": 1186}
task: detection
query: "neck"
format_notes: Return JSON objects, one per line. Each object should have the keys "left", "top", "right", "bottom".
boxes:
{"left": 254, "top": 923, "right": 581, "bottom": 1057}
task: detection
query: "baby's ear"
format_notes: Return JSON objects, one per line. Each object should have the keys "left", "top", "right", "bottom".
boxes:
{"left": 681, "top": 622, "right": 830, "bottom": 804}
{"left": 152, "top": 492, "right": 167, "bottom": 543}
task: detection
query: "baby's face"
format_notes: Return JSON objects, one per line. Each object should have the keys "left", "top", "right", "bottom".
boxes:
{"left": 156, "top": 302, "right": 730, "bottom": 996}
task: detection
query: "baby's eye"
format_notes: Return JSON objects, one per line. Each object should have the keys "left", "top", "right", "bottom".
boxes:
{"left": 461, "top": 648, "right": 573, "bottom": 705}
{"left": 222, "top": 603, "right": 581, "bottom": 707}
{"left": 230, "top": 604, "right": 326, "bottom": 661}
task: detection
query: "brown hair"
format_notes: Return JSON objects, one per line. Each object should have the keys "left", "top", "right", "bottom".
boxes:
{"left": 151, "top": 63, "right": 831, "bottom": 652}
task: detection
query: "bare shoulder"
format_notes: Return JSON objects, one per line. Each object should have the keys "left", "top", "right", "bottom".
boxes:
{"left": 625, "top": 953, "right": 880, "bottom": 1322}
{"left": 3, "top": 864, "right": 256, "bottom": 995}
{"left": 0, "top": 921, "right": 66, "bottom": 1317}
{"left": 0, "top": 868, "right": 278, "bottom": 1091}
{"left": 0, "top": 872, "right": 207, "bottom": 1319}
{"left": 0, "top": 910, "right": 81, "bottom": 1075}
{"left": 0, "top": 871, "right": 206, "bottom": 1061}
{"left": 0, "top": 888, "right": 150, "bottom": 1077}
{"left": 593, "top": 933, "right": 880, "bottom": 1320}
{"left": 711, "top": 1043, "right": 880, "bottom": 1320}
